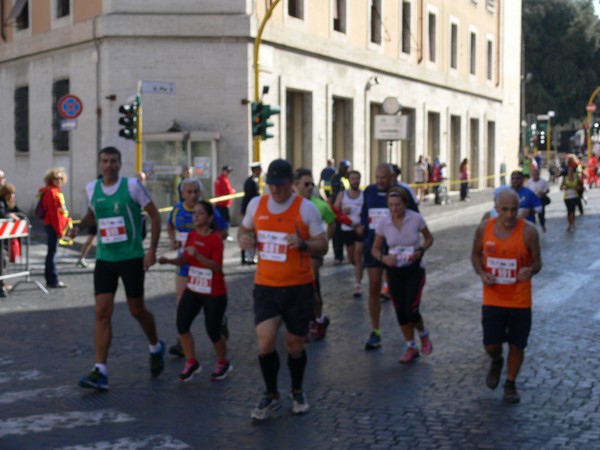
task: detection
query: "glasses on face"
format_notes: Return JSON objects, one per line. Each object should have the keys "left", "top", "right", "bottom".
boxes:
{"left": 304, "top": 182, "right": 315, "bottom": 188}
{"left": 54, "top": 176, "right": 64, "bottom": 180}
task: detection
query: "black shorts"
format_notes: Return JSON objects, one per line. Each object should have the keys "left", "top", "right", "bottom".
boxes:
{"left": 177, "top": 291, "right": 227, "bottom": 342}
{"left": 94, "top": 258, "right": 145, "bottom": 298}
{"left": 564, "top": 198, "right": 578, "bottom": 215}
{"left": 342, "top": 229, "right": 363, "bottom": 246}
{"left": 253, "top": 283, "right": 315, "bottom": 337}
{"left": 481, "top": 305, "right": 532, "bottom": 349}
{"left": 363, "top": 237, "right": 384, "bottom": 269}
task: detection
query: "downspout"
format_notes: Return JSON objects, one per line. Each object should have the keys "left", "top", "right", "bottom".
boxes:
{"left": 1, "top": 0, "right": 6, "bottom": 42}
{"left": 496, "top": 0, "right": 501, "bottom": 87}
{"left": 93, "top": 15, "right": 101, "bottom": 157}
{"left": 418, "top": 0, "right": 423, "bottom": 64}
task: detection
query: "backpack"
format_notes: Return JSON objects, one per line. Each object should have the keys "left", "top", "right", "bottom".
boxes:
{"left": 35, "top": 192, "right": 46, "bottom": 220}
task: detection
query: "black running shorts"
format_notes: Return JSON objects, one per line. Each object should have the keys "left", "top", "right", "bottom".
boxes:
{"left": 94, "top": 258, "right": 145, "bottom": 298}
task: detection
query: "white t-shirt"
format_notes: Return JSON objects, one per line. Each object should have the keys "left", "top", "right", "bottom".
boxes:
{"left": 86, "top": 177, "right": 152, "bottom": 210}
{"left": 375, "top": 209, "right": 427, "bottom": 267}
{"left": 526, "top": 178, "right": 549, "bottom": 198}
{"left": 242, "top": 193, "right": 325, "bottom": 237}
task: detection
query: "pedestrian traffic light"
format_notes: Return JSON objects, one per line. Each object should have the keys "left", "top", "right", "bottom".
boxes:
{"left": 251, "top": 102, "right": 263, "bottom": 138}
{"left": 537, "top": 121, "right": 547, "bottom": 146}
{"left": 118, "top": 101, "right": 138, "bottom": 140}
{"left": 259, "top": 104, "right": 281, "bottom": 140}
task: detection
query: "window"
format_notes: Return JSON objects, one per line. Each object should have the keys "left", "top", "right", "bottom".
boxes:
{"left": 15, "top": 0, "right": 29, "bottom": 30}
{"left": 428, "top": 13, "right": 436, "bottom": 62}
{"left": 486, "top": 0, "right": 496, "bottom": 13}
{"left": 401, "top": 1, "right": 411, "bottom": 54}
{"left": 52, "top": 79, "right": 70, "bottom": 151}
{"left": 56, "top": 0, "right": 70, "bottom": 18}
{"left": 450, "top": 23, "right": 458, "bottom": 69}
{"left": 370, "top": 0, "right": 382, "bottom": 45}
{"left": 486, "top": 39, "right": 493, "bottom": 80}
{"left": 14, "top": 86, "right": 29, "bottom": 152}
{"left": 470, "top": 31, "right": 477, "bottom": 75}
{"left": 288, "top": 0, "right": 303, "bottom": 19}
{"left": 333, "top": 0, "right": 346, "bottom": 33}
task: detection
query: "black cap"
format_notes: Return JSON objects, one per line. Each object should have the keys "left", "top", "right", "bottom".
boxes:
{"left": 266, "top": 159, "right": 293, "bottom": 185}
{"left": 222, "top": 165, "right": 233, "bottom": 172}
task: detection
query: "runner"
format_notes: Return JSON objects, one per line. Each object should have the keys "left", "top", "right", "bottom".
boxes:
{"left": 334, "top": 170, "right": 364, "bottom": 298}
{"left": 166, "top": 178, "right": 228, "bottom": 357}
{"left": 471, "top": 188, "right": 542, "bottom": 403}
{"left": 73, "top": 147, "right": 164, "bottom": 390}
{"left": 371, "top": 187, "right": 434, "bottom": 363}
{"left": 294, "top": 168, "right": 335, "bottom": 341}
{"left": 159, "top": 200, "right": 231, "bottom": 382}
{"left": 239, "top": 159, "right": 328, "bottom": 420}
{"left": 526, "top": 168, "right": 550, "bottom": 232}
{"left": 510, "top": 170, "right": 541, "bottom": 223}
{"left": 560, "top": 164, "right": 582, "bottom": 232}
{"left": 357, "top": 163, "right": 418, "bottom": 350}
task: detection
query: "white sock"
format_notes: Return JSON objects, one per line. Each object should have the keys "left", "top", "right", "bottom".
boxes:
{"left": 94, "top": 363, "right": 107, "bottom": 375}
{"left": 419, "top": 329, "right": 429, "bottom": 338}
{"left": 316, "top": 315, "right": 326, "bottom": 324}
{"left": 148, "top": 341, "right": 162, "bottom": 353}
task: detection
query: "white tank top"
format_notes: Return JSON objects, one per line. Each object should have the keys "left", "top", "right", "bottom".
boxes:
{"left": 341, "top": 190, "right": 364, "bottom": 231}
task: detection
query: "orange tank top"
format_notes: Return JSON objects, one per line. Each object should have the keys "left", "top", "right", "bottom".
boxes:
{"left": 254, "top": 195, "right": 314, "bottom": 287}
{"left": 482, "top": 218, "right": 532, "bottom": 308}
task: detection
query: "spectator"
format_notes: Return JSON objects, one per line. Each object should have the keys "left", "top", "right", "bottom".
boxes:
{"left": 214, "top": 165, "right": 235, "bottom": 227}
{"left": 318, "top": 158, "right": 336, "bottom": 199}
{"left": 178, "top": 166, "right": 193, "bottom": 202}
{"left": 0, "top": 170, "right": 6, "bottom": 186}
{"left": 38, "top": 168, "right": 71, "bottom": 288}
{"left": 330, "top": 160, "right": 351, "bottom": 264}
{"left": 241, "top": 162, "right": 262, "bottom": 265}
{"left": 0, "top": 183, "right": 21, "bottom": 297}
{"left": 460, "top": 158, "right": 470, "bottom": 201}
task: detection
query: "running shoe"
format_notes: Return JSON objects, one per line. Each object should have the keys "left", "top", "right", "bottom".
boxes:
{"left": 169, "top": 340, "right": 185, "bottom": 358}
{"left": 149, "top": 340, "right": 165, "bottom": 378}
{"left": 179, "top": 360, "right": 201, "bottom": 382}
{"left": 251, "top": 393, "right": 281, "bottom": 421}
{"left": 365, "top": 331, "right": 382, "bottom": 350}
{"left": 210, "top": 360, "right": 232, "bottom": 381}
{"left": 79, "top": 367, "right": 108, "bottom": 391}
{"left": 420, "top": 334, "right": 433, "bottom": 355}
{"left": 312, "top": 317, "right": 330, "bottom": 341}
{"left": 399, "top": 347, "right": 420, "bottom": 363}
{"left": 486, "top": 356, "right": 504, "bottom": 390}
{"left": 290, "top": 390, "right": 310, "bottom": 414}
{"left": 503, "top": 380, "right": 520, "bottom": 404}
{"left": 353, "top": 283, "right": 362, "bottom": 298}
{"left": 76, "top": 258, "right": 89, "bottom": 268}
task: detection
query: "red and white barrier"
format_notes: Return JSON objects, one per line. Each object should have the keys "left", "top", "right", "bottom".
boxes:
{"left": 0, "top": 220, "right": 29, "bottom": 238}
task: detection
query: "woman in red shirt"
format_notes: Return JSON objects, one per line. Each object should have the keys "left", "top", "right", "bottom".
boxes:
{"left": 159, "top": 200, "right": 231, "bottom": 382}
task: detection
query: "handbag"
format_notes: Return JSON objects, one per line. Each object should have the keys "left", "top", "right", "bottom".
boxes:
{"left": 541, "top": 195, "right": 551, "bottom": 206}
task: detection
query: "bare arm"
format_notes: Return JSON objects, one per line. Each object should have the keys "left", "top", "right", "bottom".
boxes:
{"left": 518, "top": 223, "right": 542, "bottom": 281}
{"left": 143, "top": 202, "right": 161, "bottom": 270}
{"left": 333, "top": 191, "right": 344, "bottom": 210}
{"left": 166, "top": 223, "right": 178, "bottom": 250}
{"left": 288, "top": 232, "right": 329, "bottom": 257}
{"left": 471, "top": 221, "right": 495, "bottom": 285}
{"left": 371, "top": 234, "right": 396, "bottom": 266}
{"left": 182, "top": 247, "right": 222, "bottom": 273}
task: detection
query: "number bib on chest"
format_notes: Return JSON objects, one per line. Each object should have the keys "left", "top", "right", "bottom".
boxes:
{"left": 257, "top": 230, "right": 288, "bottom": 262}
{"left": 177, "top": 231, "right": 189, "bottom": 246}
{"left": 565, "top": 189, "right": 577, "bottom": 199}
{"left": 98, "top": 217, "right": 127, "bottom": 244}
{"left": 389, "top": 246, "right": 414, "bottom": 268}
{"left": 187, "top": 266, "right": 213, "bottom": 294}
{"left": 368, "top": 208, "right": 389, "bottom": 230}
{"left": 486, "top": 257, "right": 517, "bottom": 284}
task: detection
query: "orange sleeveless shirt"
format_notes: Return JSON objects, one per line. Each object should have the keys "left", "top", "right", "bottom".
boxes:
{"left": 482, "top": 218, "right": 532, "bottom": 308}
{"left": 254, "top": 195, "right": 314, "bottom": 287}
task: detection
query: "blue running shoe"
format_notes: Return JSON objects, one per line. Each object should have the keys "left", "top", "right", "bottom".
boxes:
{"left": 150, "top": 340, "right": 165, "bottom": 378}
{"left": 79, "top": 367, "right": 108, "bottom": 391}
{"left": 365, "top": 331, "right": 382, "bottom": 350}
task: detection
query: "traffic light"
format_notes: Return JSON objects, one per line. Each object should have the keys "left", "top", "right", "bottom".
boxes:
{"left": 251, "top": 102, "right": 263, "bottom": 137}
{"left": 259, "top": 104, "right": 281, "bottom": 140}
{"left": 118, "top": 100, "right": 138, "bottom": 140}
{"left": 537, "top": 121, "right": 547, "bottom": 146}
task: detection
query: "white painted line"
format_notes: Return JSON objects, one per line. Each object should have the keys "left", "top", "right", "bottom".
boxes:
{"left": 0, "top": 369, "right": 44, "bottom": 384}
{"left": 55, "top": 434, "right": 192, "bottom": 450}
{"left": 0, "top": 385, "right": 72, "bottom": 405}
{"left": 0, "top": 409, "right": 135, "bottom": 437}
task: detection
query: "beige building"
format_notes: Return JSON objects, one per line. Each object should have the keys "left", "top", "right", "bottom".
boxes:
{"left": 0, "top": 0, "right": 520, "bottom": 216}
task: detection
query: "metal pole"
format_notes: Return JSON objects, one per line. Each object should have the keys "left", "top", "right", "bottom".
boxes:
{"left": 253, "top": 0, "right": 281, "bottom": 163}
{"left": 136, "top": 81, "right": 143, "bottom": 173}
{"left": 586, "top": 86, "right": 600, "bottom": 160}
{"left": 547, "top": 119, "right": 551, "bottom": 165}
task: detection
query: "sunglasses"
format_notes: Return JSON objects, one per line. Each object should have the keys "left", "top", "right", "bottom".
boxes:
{"left": 304, "top": 182, "right": 315, "bottom": 188}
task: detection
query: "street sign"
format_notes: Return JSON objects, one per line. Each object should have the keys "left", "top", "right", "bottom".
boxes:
{"left": 141, "top": 81, "right": 176, "bottom": 95}
{"left": 586, "top": 103, "right": 596, "bottom": 112}
{"left": 57, "top": 95, "right": 83, "bottom": 119}
{"left": 374, "top": 115, "right": 408, "bottom": 141}
{"left": 59, "top": 119, "right": 77, "bottom": 131}
{"left": 536, "top": 114, "right": 549, "bottom": 121}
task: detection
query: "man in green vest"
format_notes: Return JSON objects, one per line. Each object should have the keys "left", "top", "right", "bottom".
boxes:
{"left": 73, "top": 147, "right": 163, "bottom": 390}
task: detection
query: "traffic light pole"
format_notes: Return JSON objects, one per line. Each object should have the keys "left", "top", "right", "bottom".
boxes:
{"left": 136, "top": 81, "right": 143, "bottom": 173}
{"left": 253, "top": 0, "right": 280, "bottom": 163}
{"left": 586, "top": 86, "right": 600, "bottom": 161}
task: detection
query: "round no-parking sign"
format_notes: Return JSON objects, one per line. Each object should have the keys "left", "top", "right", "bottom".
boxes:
{"left": 57, "top": 94, "right": 83, "bottom": 119}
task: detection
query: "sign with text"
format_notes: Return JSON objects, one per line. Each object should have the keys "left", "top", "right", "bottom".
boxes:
{"left": 374, "top": 115, "right": 408, "bottom": 141}
{"left": 141, "top": 81, "right": 176, "bottom": 95}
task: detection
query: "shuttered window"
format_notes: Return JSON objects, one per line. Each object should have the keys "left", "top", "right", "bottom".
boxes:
{"left": 14, "top": 86, "right": 29, "bottom": 153}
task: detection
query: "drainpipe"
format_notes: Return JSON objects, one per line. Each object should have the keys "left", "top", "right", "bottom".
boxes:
{"left": 93, "top": 15, "right": 101, "bottom": 158}
{"left": 1, "top": 1, "right": 6, "bottom": 42}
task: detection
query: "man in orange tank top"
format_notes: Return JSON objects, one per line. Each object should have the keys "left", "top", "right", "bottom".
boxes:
{"left": 239, "top": 159, "right": 328, "bottom": 421}
{"left": 471, "top": 189, "right": 542, "bottom": 404}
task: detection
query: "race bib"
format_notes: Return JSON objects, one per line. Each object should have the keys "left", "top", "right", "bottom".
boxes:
{"left": 565, "top": 189, "right": 577, "bottom": 199}
{"left": 389, "top": 246, "right": 414, "bottom": 268}
{"left": 257, "top": 230, "right": 288, "bottom": 262}
{"left": 98, "top": 217, "right": 127, "bottom": 244}
{"left": 187, "top": 266, "right": 213, "bottom": 294}
{"left": 177, "top": 231, "right": 189, "bottom": 246}
{"left": 368, "top": 208, "right": 389, "bottom": 230}
{"left": 486, "top": 257, "right": 517, "bottom": 284}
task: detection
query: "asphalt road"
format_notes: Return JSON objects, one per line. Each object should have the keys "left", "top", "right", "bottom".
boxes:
{"left": 1, "top": 184, "right": 599, "bottom": 449}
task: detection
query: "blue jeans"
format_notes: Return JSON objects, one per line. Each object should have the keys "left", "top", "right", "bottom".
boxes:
{"left": 45, "top": 225, "right": 59, "bottom": 285}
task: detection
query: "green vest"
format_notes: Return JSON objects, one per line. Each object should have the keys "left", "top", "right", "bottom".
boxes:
{"left": 91, "top": 177, "right": 144, "bottom": 262}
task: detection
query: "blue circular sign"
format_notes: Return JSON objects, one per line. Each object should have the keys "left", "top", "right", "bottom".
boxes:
{"left": 57, "top": 95, "right": 83, "bottom": 119}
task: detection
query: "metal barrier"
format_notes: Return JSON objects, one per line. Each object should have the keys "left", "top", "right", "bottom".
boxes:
{"left": 0, "top": 214, "right": 48, "bottom": 297}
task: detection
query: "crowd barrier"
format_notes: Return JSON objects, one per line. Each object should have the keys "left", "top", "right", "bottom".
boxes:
{"left": 0, "top": 214, "right": 48, "bottom": 297}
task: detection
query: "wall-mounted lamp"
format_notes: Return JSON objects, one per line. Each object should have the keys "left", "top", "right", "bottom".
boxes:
{"left": 365, "top": 76, "right": 380, "bottom": 91}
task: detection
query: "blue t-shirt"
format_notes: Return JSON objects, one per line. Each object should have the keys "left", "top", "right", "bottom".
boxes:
{"left": 516, "top": 186, "right": 541, "bottom": 223}
{"left": 168, "top": 201, "right": 227, "bottom": 276}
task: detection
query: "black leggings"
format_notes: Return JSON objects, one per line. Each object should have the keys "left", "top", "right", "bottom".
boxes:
{"left": 386, "top": 266, "right": 425, "bottom": 326}
{"left": 177, "top": 290, "right": 227, "bottom": 343}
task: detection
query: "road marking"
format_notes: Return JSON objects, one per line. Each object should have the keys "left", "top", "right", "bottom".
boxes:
{"left": 0, "top": 409, "right": 135, "bottom": 437}
{"left": 0, "top": 369, "right": 44, "bottom": 384}
{"left": 55, "top": 434, "right": 192, "bottom": 450}
{"left": 0, "top": 385, "right": 72, "bottom": 405}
